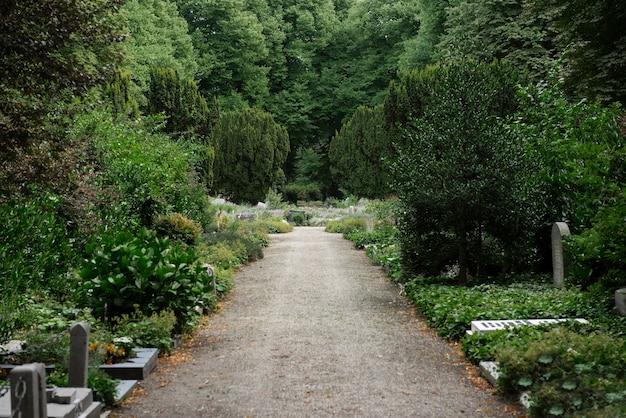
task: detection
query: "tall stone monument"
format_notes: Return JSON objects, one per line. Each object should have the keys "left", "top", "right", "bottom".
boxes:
{"left": 551, "top": 222, "right": 571, "bottom": 288}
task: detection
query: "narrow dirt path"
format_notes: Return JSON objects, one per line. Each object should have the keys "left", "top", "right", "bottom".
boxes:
{"left": 113, "top": 227, "right": 522, "bottom": 417}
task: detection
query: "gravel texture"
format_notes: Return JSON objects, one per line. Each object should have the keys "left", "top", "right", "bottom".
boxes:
{"left": 112, "top": 227, "right": 523, "bottom": 417}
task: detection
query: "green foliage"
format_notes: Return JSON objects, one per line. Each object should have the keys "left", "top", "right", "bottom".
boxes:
{"left": 119, "top": 0, "right": 198, "bottom": 97}
{"left": 113, "top": 307, "right": 177, "bottom": 355}
{"left": 78, "top": 228, "right": 214, "bottom": 332}
{"left": 345, "top": 224, "right": 403, "bottom": 282}
{"left": 200, "top": 229, "right": 264, "bottom": 266}
{"left": 527, "top": 0, "right": 626, "bottom": 104}
{"left": 397, "top": 0, "right": 447, "bottom": 71}
{"left": 211, "top": 108, "right": 290, "bottom": 203}
{"left": 389, "top": 61, "right": 540, "bottom": 283}
{"left": 88, "top": 368, "right": 120, "bottom": 406}
{"left": 329, "top": 104, "right": 393, "bottom": 198}
{"left": 438, "top": 0, "right": 557, "bottom": 82}
{"left": 0, "top": 192, "right": 80, "bottom": 301}
{"left": 148, "top": 67, "right": 211, "bottom": 136}
{"left": 497, "top": 327, "right": 626, "bottom": 416}
{"left": 47, "top": 367, "right": 120, "bottom": 407}
{"left": 405, "top": 278, "right": 595, "bottom": 341}
{"left": 106, "top": 69, "right": 140, "bottom": 118}
{"left": 325, "top": 217, "right": 367, "bottom": 235}
{"left": 283, "top": 183, "right": 322, "bottom": 204}
{"left": 177, "top": 0, "right": 270, "bottom": 107}
{"left": 513, "top": 81, "right": 626, "bottom": 287}
{"left": 70, "top": 109, "right": 212, "bottom": 230}
{"left": 0, "top": 0, "right": 124, "bottom": 147}
{"left": 154, "top": 213, "right": 203, "bottom": 246}
{"left": 256, "top": 217, "right": 294, "bottom": 234}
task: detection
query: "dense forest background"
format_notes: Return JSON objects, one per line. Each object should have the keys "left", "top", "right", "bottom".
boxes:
{"left": 1, "top": 0, "right": 626, "bottom": 313}
{"left": 3, "top": 0, "right": 624, "bottom": 201}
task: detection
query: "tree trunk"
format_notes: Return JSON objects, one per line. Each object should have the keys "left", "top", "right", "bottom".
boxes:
{"left": 458, "top": 225, "right": 468, "bottom": 286}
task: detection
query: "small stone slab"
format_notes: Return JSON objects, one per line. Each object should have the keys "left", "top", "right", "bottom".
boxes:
{"left": 52, "top": 387, "right": 76, "bottom": 404}
{"left": 0, "top": 387, "right": 100, "bottom": 418}
{"left": 115, "top": 380, "right": 138, "bottom": 403}
{"left": 467, "top": 318, "right": 587, "bottom": 335}
{"left": 99, "top": 348, "right": 157, "bottom": 380}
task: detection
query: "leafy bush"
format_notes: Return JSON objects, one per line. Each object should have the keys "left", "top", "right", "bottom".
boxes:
{"left": 112, "top": 308, "right": 177, "bottom": 355}
{"left": 154, "top": 212, "right": 203, "bottom": 246}
{"left": 256, "top": 217, "right": 294, "bottom": 234}
{"left": 283, "top": 183, "right": 322, "bottom": 204}
{"left": 497, "top": 327, "right": 626, "bottom": 417}
{"left": 345, "top": 226, "right": 402, "bottom": 282}
{"left": 325, "top": 217, "right": 367, "bottom": 234}
{"left": 200, "top": 230, "right": 264, "bottom": 264}
{"left": 0, "top": 192, "right": 80, "bottom": 301}
{"left": 78, "top": 228, "right": 213, "bottom": 332}
{"left": 70, "top": 110, "right": 212, "bottom": 231}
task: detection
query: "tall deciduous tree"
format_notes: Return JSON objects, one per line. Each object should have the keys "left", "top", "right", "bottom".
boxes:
{"left": 119, "top": 0, "right": 197, "bottom": 100}
{"left": 0, "top": 0, "right": 124, "bottom": 196}
{"left": 314, "top": 0, "right": 420, "bottom": 141}
{"left": 0, "top": 0, "right": 124, "bottom": 147}
{"left": 438, "top": 0, "right": 557, "bottom": 81}
{"left": 527, "top": 0, "right": 626, "bottom": 104}
{"left": 211, "top": 108, "right": 290, "bottom": 203}
{"left": 398, "top": 0, "right": 449, "bottom": 71}
{"left": 389, "top": 62, "right": 539, "bottom": 283}
{"left": 176, "top": 0, "right": 269, "bottom": 108}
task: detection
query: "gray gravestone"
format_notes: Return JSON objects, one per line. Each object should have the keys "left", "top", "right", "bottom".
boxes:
{"left": 68, "top": 322, "right": 89, "bottom": 388}
{"left": 11, "top": 363, "right": 47, "bottom": 418}
{"left": 551, "top": 222, "right": 571, "bottom": 288}
{"left": 615, "top": 289, "right": 626, "bottom": 317}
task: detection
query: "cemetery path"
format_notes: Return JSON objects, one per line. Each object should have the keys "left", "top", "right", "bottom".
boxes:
{"left": 112, "top": 227, "right": 524, "bottom": 418}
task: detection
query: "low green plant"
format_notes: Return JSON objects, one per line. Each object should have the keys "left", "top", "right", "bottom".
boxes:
{"left": 154, "top": 213, "right": 202, "bottom": 246}
{"left": 200, "top": 230, "right": 264, "bottom": 264}
{"left": 0, "top": 192, "right": 80, "bottom": 302}
{"left": 404, "top": 278, "right": 596, "bottom": 341}
{"left": 256, "top": 217, "right": 293, "bottom": 234}
{"left": 325, "top": 217, "right": 367, "bottom": 234}
{"left": 496, "top": 327, "right": 626, "bottom": 416}
{"left": 113, "top": 307, "right": 177, "bottom": 355}
{"left": 7, "top": 330, "right": 70, "bottom": 365}
{"left": 78, "top": 228, "right": 213, "bottom": 332}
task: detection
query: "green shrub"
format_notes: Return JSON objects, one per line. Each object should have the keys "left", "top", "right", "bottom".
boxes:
{"left": 70, "top": 110, "right": 212, "bottom": 231}
{"left": 154, "top": 212, "right": 202, "bottom": 245}
{"left": 283, "top": 183, "right": 322, "bottom": 203}
{"left": 325, "top": 217, "right": 366, "bottom": 234}
{"left": 113, "top": 307, "right": 177, "bottom": 355}
{"left": 497, "top": 327, "right": 626, "bottom": 416}
{"left": 200, "top": 230, "right": 264, "bottom": 264}
{"left": 0, "top": 192, "right": 80, "bottom": 301}
{"left": 256, "top": 218, "right": 294, "bottom": 234}
{"left": 78, "top": 228, "right": 213, "bottom": 332}
{"left": 196, "top": 242, "right": 243, "bottom": 270}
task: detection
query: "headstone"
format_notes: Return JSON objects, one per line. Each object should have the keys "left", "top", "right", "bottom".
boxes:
{"left": 68, "top": 322, "right": 89, "bottom": 388}
{"left": 615, "top": 289, "right": 626, "bottom": 317}
{"left": 551, "top": 222, "right": 571, "bottom": 288}
{"left": 11, "top": 363, "right": 47, "bottom": 418}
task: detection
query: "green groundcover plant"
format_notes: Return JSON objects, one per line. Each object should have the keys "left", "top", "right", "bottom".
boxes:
{"left": 78, "top": 228, "right": 214, "bottom": 332}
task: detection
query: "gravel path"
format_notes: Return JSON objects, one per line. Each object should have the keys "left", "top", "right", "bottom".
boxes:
{"left": 112, "top": 227, "right": 522, "bottom": 417}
